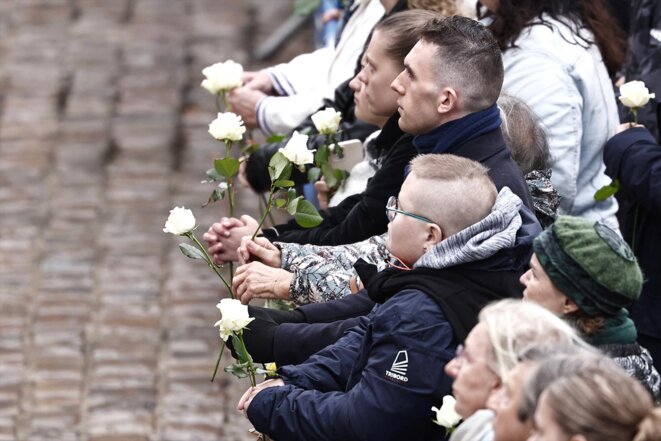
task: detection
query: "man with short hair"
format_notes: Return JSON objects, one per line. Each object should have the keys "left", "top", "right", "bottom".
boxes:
{"left": 206, "top": 15, "right": 535, "bottom": 256}
{"left": 239, "top": 154, "right": 527, "bottom": 441}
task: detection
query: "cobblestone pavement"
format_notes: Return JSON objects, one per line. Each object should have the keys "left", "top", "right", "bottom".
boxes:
{"left": 0, "top": 1, "right": 311, "bottom": 440}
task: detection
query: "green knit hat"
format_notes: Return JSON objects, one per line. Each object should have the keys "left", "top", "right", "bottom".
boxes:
{"left": 532, "top": 216, "right": 643, "bottom": 317}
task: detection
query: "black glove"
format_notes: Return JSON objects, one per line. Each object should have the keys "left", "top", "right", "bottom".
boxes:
{"left": 227, "top": 306, "right": 306, "bottom": 362}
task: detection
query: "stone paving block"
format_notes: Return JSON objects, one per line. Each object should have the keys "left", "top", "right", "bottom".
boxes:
{"left": 77, "top": 0, "right": 132, "bottom": 23}
{"left": 66, "top": 95, "right": 115, "bottom": 120}
{"left": 5, "top": 31, "right": 68, "bottom": 65}
{"left": 65, "top": 38, "right": 121, "bottom": 68}
{"left": 111, "top": 115, "right": 177, "bottom": 157}
{"left": 0, "top": 95, "right": 58, "bottom": 140}
{"left": 116, "top": 88, "right": 182, "bottom": 118}
{"left": 69, "top": 69, "right": 117, "bottom": 96}
{"left": 13, "top": 0, "right": 73, "bottom": 27}
{"left": 5, "top": 63, "right": 63, "bottom": 98}
{"left": 88, "top": 409, "right": 152, "bottom": 438}
{"left": 25, "top": 411, "right": 78, "bottom": 441}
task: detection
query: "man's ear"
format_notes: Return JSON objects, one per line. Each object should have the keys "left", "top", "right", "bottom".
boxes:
{"left": 425, "top": 223, "right": 444, "bottom": 248}
{"left": 437, "top": 87, "right": 459, "bottom": 115}
{"left": 561, "top": 296, "right": 580, "bottom": 315}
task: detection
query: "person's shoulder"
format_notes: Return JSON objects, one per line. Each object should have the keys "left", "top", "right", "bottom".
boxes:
{"left": 374, "top": 289, "right": 445, "bottom": 321}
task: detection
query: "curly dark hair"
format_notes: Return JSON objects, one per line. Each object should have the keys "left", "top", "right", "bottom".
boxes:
{"left": 479, "top": 0, "right": 627, "bottom": 77}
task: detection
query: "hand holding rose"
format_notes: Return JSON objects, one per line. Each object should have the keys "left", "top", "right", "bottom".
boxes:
{"left": 237, "top": 236, "right": 282, "bottom": 267}
{"left": 233, "top": 261, "right": 293, "bottom": 304}
{"left": 238, "top": 378, "right": 285, "bottom": 414}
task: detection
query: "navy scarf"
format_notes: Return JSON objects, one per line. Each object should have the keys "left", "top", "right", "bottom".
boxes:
{"left": 413, "top": 104, "right": 502, "bottom": 154}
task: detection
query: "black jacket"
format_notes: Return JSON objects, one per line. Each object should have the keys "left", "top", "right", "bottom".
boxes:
{"left": 620, "top": 0, "right": 661, "bottom": 141}
{"left": 265, "top": 125, "right": 534, "bottom": 245}
{"left": 604, "top": 127, "right": 661, "bottom": 340}
{"left": 262, "top": 113, "right": 414, "bottom": 245}
{"left": 245, "top": 79, "right": 379, "bottom": 192}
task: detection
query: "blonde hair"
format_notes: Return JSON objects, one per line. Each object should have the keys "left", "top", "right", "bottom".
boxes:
{"left": 409, "top": 154, "right": 497, "bottom": 237}
{"left": 478, "top": 299, "right": 588, "bottom": 380}
{"left": 543, "top": 368, "right": 661, "bottom": 441}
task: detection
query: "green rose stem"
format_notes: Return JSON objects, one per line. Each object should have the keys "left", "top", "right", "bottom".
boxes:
{"left": 252, "top": 189, "right": 275, "bottom": 241}
{"left": 185, "top": 232, "right": 233, "bottom": 297}
{"left": 259, "top": 193, "right": 277, "bottom": 227}
{"left": 225, "top": 141, "right": 236, "bottom": 286}
{"left": 236, "top": 333, "right": 257, "bottom": 387}
{"left": 211, "top": 340, "right": 225, "bottom": 382}
{"left": 215, "top": 91, "right": 231, "bottom": 113}
{"left": 210, "top": 333, "right": 256, "bottom": 386}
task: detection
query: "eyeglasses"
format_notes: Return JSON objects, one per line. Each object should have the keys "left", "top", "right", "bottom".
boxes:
{"left": 386, "top": 196, "right": 436, "bottom": 224}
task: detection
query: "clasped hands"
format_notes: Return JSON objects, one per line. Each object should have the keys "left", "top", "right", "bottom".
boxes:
{"left": 203, "top": 215, "right": 293, "bottom": 304}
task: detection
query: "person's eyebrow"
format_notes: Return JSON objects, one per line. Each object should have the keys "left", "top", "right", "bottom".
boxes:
{"left": 404, "top": 62, "right": 416, "bottom": 79}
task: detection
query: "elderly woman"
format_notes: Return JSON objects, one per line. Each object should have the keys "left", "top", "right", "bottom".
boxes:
{"left": 520, "top": 215, "right": 661, "bottom": 400}
{"left": 443, "top": 299, "right": 586, "bottom": 441}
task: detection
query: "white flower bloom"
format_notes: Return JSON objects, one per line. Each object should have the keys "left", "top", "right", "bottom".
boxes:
{"left": 201, "top": 60, "right": 244, "bottom": 94}
{"left": 163, "top": 207, "right": 196, "bottom": 235}
{"left": 311, "top": 107, "right": 342, "bottom": 135}
{"left": 619, "top": 80, "right": 656, "bottom": 108}
{"left": 431, "top": 395, "right": 462, "bottom": 428}
{"left": 214, "top": 299, "right": 255, "bottom": 341}
{"left": 279, "top": 131, "right": 314, "bottom": 166}
{"left": 208, "top": 112, "right": 246, "bottom": 142}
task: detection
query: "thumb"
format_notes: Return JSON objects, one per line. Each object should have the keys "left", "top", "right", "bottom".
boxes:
{"left": 246, "top": 238, "right": 273, "bottom": 262}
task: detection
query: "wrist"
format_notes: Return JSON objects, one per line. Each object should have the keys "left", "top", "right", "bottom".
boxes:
{"left": 277, "top": 271, "right": 293, "bottom": 300}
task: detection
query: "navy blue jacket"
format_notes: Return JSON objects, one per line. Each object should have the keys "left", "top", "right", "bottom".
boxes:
{"left": 247, "top": 260, "right": 524, "bottom": 441}
{"left": 604, "top": 127, "right": 661, "bottom": 339}
{"left": 248, "top": 289, "right": 454, "bottom": 441}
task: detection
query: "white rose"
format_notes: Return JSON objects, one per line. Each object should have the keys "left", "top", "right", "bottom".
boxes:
{"left": 163, "top": 206, "right": 196, "bottom": 235}
{"left": 431, "top": 395, "right": 462, "bottom": 428}
{"left": 279, "top": 131, "right": 314, "bottom": 166}
{"left": 214, "top": 299, "right": 255, "bottom": 341}
{"left": 619, "top": 80, "right": 656, "bottom": 108}
{"left": 201, "top": 60, "right": 244, "bottom": 94}
{"left": 208, "top": 112, "right": 246, "bottom": 142}
{"left": 311, "top": 107, "right": 342, "bottom": 135}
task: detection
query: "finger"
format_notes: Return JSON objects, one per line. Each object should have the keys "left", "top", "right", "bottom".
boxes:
{"left": 237, "top": 246, "right": 250, "bottom": 265}
{"left": 208, "top": 243, "right": 224, "bottom": 255}
{"left": 202, "top": 232, "right": 219, "bottom": 245}
{"left": 238, "top": 386, "right": 255, "bottom": 411}
{"left": 245, "top": 240, "right": 272, "bottom": 262}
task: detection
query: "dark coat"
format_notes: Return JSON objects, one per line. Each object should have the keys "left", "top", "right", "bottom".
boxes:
{"left": 262, "top": 114, "right": 415, "bottom": 245}
{"left": 620, "top": 0, "right": 661, "bottom": 140}
{"left": 245, "top": 78, "right": 379, "bottom": 192}
{"left": 264, "top": 126, "right": 534, "bottom": 245}
{"left": 247, "top": 264, "right": 522, "bottom": 441}
{"left": 604, "top": 127, "right": 661, "bottom": 340}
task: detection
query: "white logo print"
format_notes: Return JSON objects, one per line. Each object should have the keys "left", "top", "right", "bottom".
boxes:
{"left": 390, "top": 350, "right": 408, "bottom": 375}
{"left": 385, "top": 350, "right": 409, "bottom": 382}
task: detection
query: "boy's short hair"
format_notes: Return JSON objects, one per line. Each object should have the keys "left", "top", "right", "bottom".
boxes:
{"left": 409, "top": 154, "right": 497, "bottom": 236}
